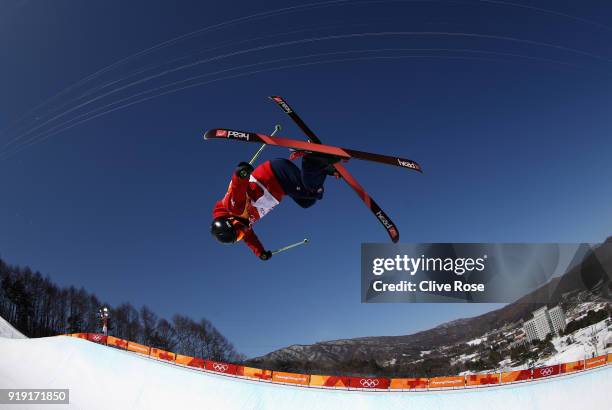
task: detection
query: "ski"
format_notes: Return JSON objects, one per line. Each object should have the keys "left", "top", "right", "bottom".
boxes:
{"left": 267, "top": 95, "right": 402, "bottom": 243}
{"left": 203, "top": 128, "right": 422, "bottom": 173}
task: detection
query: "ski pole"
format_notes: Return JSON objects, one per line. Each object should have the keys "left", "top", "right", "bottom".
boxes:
{"left": 249, "top": 124, "right": 281, "bottom": 165}
{"left": 272, "top": 238, "right": 309, "bottom": 255}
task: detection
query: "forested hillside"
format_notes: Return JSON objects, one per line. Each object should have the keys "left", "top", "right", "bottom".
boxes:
{"left": 0, "top": 258, "right": 243, "bottom": 361}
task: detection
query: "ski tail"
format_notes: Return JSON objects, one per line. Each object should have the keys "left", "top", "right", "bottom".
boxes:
{"left": 269, "top": 95, "right": 400, "bottom": 243}
{"left": 334, "top": 162, "right": 400, "bottom": 242}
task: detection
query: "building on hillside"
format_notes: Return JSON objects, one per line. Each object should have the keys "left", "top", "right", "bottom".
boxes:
{"left": 605, "top": 332, "right": 612, "bottom": 349}
{"left": 508, "top": 331, "right": 528, "bottom": 349}
{"left": 548, "top": 306, "right": 566, "bottom": 334}
{"left": 523, "top": 305, "right": 566, "bottom": 343}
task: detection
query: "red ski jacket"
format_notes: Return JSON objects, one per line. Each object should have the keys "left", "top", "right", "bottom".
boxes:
{"left": 212, "top": 161, "right": 285, "bottom": 257}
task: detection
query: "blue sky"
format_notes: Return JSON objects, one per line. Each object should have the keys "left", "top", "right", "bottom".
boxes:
{"left": 1, "top": 0, "right": 611, "bottom": 357}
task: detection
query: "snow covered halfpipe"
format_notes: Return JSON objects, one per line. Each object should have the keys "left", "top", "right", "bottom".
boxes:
{"left": 0, "top": 315, "right": 26, "bottom": 339}
{"left": 0, "top": 336, "right": 610, "bottom": 410}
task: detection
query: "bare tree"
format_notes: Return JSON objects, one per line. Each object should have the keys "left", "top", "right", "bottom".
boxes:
{"left": 0, "top": 257, "right": 242, "bottom": 362}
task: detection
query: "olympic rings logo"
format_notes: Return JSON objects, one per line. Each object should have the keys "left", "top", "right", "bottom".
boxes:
{"left": 91, "top": 335, "right": 103, "bottom": 342}
{"left": 539, "top": 367, "right": 554, "bottom": 376}
{"left": 360, "top": 379, "right": 380, "bottom": 388}
{"left": 213, "top": 363, "right": 229, "bottom": 372}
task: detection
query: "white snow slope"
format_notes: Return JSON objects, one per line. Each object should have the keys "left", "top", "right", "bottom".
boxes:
{"left": 541, "top": 318, "right": 610, "bottom": 366}
{"left": 0, "top": 315, "right": 26, "bottom": 339}
{"left": 0, "top": 336, "right": 610, "bottom": 410}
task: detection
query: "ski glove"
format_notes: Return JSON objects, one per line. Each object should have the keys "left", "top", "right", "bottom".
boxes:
{"left": 259, "top": 250, "right": 272, "bottom": 261}
{"left": 235, "top": 162, "right": 254, "bottom": 179}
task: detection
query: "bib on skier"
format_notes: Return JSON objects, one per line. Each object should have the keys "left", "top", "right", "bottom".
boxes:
{"left": 249, "top": 175, "right": 280, "bottom": 219}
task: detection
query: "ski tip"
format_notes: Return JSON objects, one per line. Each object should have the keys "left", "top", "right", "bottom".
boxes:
{"left": 203, "top": 129, "right": 226, "bottom": 140}
{"left": 202, "top": 129, "right": 215, "bottom": 140}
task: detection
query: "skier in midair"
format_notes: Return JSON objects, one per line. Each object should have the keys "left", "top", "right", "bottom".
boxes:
{"left": 206, "top": 97, "right": 421, "bottom": 245}
{"left": 211, "top": 153, "right": 338, "bottom": 260}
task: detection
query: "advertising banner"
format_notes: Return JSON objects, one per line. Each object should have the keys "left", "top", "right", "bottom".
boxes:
{"left": 175, "top": 354, "right": 205, "bottom": 368}
{"left": 389, "top": 378, "right": 429, "bottom": 389}
{"left": 85, "top": 333, "right": 107, "bottom": 345}
{"left": 429, "top": 376, "right": 465, "bottom": 388}
{"left": 466, "top": 373, "right": 500, "bottom": 386}
{"left": 272, "top": 371, "right": 310, "bottom": 385}
{"left": 309, "top": 375, "right": 351, "bottom": 388}
{"left": 149, "top": 348, "right": 176, "bottom": 362}
{"left": 585, "top": 355, "right": 607, "bottom": 369}
{"left": 106, "top": 336, "right": 128, "bottom": 349}
{"left": 533, "top": 365, "right": 560, "bottom": 379}
{"left": 205, "top": 360, "right": 238, "bottom": 375}
{"left": 236, "top": 366, "right": 273, "bottom": 380}
{"left": 501, "top": 370, "right": 531, "bottom": 383}
{"left": 348, "top": 377, "right": 390, "bottom": 389}
{"left": 127, "top": 341, "right": 150, "bottom": 355}
{"left": 560, "top": 360, "right": 584, "bottom": 373}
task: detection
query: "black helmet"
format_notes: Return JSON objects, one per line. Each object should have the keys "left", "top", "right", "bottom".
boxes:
{"left": 211, "top": 217, "right": 237, "bottom": 244}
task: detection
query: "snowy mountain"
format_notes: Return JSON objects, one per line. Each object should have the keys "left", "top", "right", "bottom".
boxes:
{"left": 0, "top": 335, "right": 610, "bottom": 410}
{"left": 248, "top": 242, "right": 611, "bottom": 376}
